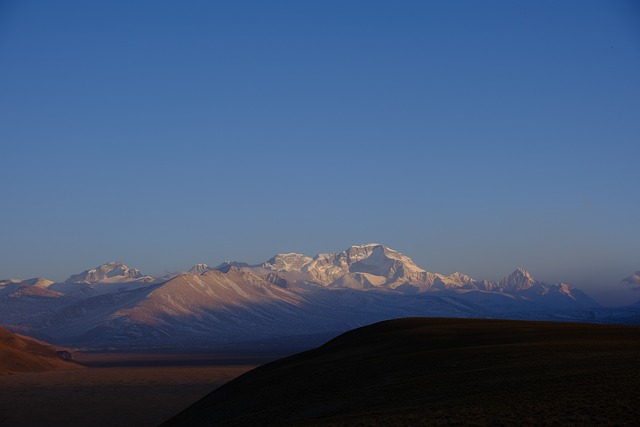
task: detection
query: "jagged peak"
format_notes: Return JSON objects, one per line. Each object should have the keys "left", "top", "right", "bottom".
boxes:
{"left": 214, "top": 261, "right": 251, "bottom": 271}
{"left": 271, "top": 252, "right": 307, "bottom": 257}
{"left": 189, "top": 264, "right": 210, "bottom": 274}
{"left": 267, "top": 253, "right": 310, "bottom": 262}
{"left": 86, "top": 261, "right": 129, "bottom": 271}
{"left": 623, "top": 271, "right": 640, "bottom": 285}
{"left": 64, "top": 261, "right": 144, "bottom": 284}
{"left": 263, "top": 253, "right": 312, "bottom": 272}
{"left": 343, "top": 243, "right": 394, "bottom": 255}
{"left": 514, "top": 267, "right": 532, "bottom": 275}
{"left": 341, "top": 243, "right": 403, "bottom": 258}
{"left": 500, "top": 268, "right": 536, "bottom": 290}
{"left": 0, "top": 278, "right": 55, "bottom": 288}
{"left": 507, "top": 267, "right": 534, "bottom": 279}
{"left": 350, "top": 243, "right": 384, "bottom": 249}
{"left": 22, "top": 277, "right": 55, "bottom": 288}
{"left": 448, "top": 272, "right": 475, "bottom": 281}
{"left": 214, "top": 265, "right": 265, "bottom": 283}
{"left": 315, "top": 243, "right": 427, "bottom": 283}
{"left": 213, "top": 265, "right": 255, "bottom": 275}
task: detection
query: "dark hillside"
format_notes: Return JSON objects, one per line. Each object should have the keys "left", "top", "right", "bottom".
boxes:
{"left": 164, "top": 318, "right": 640, "bottom": 426}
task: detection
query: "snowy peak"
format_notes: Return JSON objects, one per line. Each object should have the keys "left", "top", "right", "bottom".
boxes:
{"left": 330, "top": 272, "right": 388, "bottom": 290}
{"left": 346, "top": 245, "right": 420, "bottom": 277}
{"left": 296, "top": 243, "right": 434, "bottom": 290}
{"left": 342, "top": 244, "right": 418, "bottom": 267}
{"left": 532, "top": 282, "right": 600, "bottom": 309}
{"left": 263, "top": 253, "right": 312, "bottom": 272}
{"left": 0, "top": 277, "right": 63, "bottom": 298}
{"left": 64, "top": 261, "right": 145, "bottom": 285}
{"left": 20, "top": 278, "right": 55, "bottom": 288}
{"left": 448, "top": 272, "right": 475, "bottom": 284}
{"left": 623, "top": 271, "right": 640, "bottom": 287}
{"left": 341, "top": 243, "right": 426, "bottom": 278}
{"left": 500, "top": 268, "right": 536, "bottom": 290}
{"left": 344, "top": 243, "right": 386, "bottom": 262}
{"left": 432, "top": 272, "right": 476, "bottom": 289}
{"left": 189, "top": 264, "right": 210, "bottom": 275}
{"left": 121, "top": 266, "right": 305, "bottom": 322}
{"left": 214, "top": 261, "right": 251, "bottom": 271}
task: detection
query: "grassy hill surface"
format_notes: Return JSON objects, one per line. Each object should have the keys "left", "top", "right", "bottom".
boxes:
{"left": 164, "top": 318, "right": 640, "bottom": 426}
{"left": 0, "top": 327, "right": 80, "bottom": 374}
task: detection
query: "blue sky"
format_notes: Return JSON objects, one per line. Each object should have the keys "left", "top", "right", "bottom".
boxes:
{"left": 1, "top": 1, "right": 639, "bottom": 305}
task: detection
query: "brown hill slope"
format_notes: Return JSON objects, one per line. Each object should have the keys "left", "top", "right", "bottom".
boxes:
{"left": 0, "top": 327, "right": 81, "bottom": 374}
{"left": 164, "top": 318, "right": 640, "bottom": 426}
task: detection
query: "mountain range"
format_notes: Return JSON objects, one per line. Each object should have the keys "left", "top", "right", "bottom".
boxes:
{"left": 1, "top": 243, "right": 638, "bottom": 350}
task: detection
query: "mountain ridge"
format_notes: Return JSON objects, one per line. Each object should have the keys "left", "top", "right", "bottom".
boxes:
{"left": 0, "top": 243, "right": 631, "bottom": 350}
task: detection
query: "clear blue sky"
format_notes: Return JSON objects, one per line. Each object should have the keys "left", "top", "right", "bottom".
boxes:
{"left": 1, "top": 1, "right": 639, "bottom": 305}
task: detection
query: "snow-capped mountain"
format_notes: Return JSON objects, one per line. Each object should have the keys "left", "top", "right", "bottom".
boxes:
{"left": 0, "top": 278, "right": 61, "bottom": 298}
{"left": 498, "top": 268, "right": 536, "bottom": 291}
{"left": 63, "top": 261, "right": 145, "bottom": 284}
{"left": 253, "top": 244, "right": 592, "bottom": 308}
{"left": 431, "top": 272, "right": 476, "bottom": 289}
{"left": 63, "top": 267, "right": 309, "bottom": 345}
{"left": 623, "top": 271, "right": 640, "bottom": 289}
{"left": 262, "top": 253, "right": 313, "bottom": 272}
{"left": 474, "top": 268, "right": 597, "bottom": 309}
{"left": 0, "top": 244, "right": 614, "bottom": 349}
{"left": 37, "top": 266, "right": 491, "bottom": 348}
{"left": 306, "top": 243, "right": 437, "bottom": 290}
{"left": 48, "top": 262, "right": 157, "bottom": 297}
{"left": 0, "top": 277, "right": 72, "bottom": 333}
{"left": 260, "top": 243, "right": 441, "bottom": 292}
{"left": 189, "top": 264, "right": 210, "bottom": 275}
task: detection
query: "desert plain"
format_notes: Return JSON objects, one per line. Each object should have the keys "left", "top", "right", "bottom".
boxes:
{"left": 0, "top": 352, "right": 268, "bottom": 427}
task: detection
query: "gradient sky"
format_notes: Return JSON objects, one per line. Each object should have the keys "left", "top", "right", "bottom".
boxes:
{"left": 1, "top": 1, "right": 639, "bottom": 305}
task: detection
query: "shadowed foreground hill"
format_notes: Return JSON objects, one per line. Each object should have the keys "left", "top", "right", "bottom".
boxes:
{"left": 0, "top": 327, "right": 81, "bottom": 374}
{"left": 165, "top": 318, "right": 640, "bottom": 426}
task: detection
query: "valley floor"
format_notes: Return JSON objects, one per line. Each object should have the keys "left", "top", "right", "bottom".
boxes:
{"left": 0, "top": 355, "right": 266, "bottom": 427}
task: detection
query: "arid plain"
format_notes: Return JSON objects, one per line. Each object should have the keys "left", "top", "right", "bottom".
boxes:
{"left": 0, "top": 354, "right": 265, "bottom": 427}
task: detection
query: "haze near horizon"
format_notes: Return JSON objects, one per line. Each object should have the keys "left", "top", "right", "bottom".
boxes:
{"left": 1, "top": 1, "right": 639, "bottom": 305}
